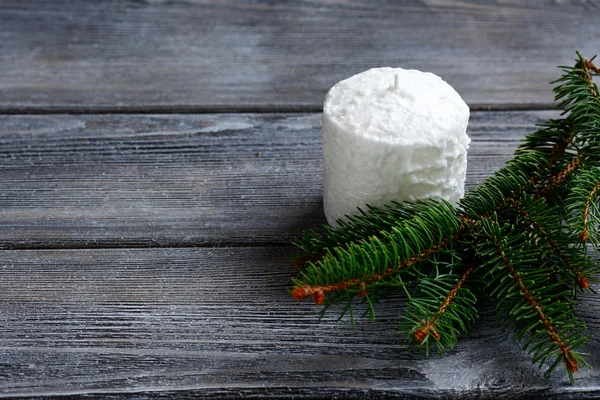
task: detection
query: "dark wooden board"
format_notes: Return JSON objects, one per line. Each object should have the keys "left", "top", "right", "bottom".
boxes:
{"left": 0, "top": 111, "right": 558, "bottom": 249}
{"left": 1, "top": 1, "right": 598, "bottom": 111}
{"left": 0, "top": 247, "right": 599, "bottom": 398}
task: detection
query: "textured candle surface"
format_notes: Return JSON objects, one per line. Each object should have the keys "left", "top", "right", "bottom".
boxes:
{"left": 323, "top": 67, "right": 470, "bottom": 226}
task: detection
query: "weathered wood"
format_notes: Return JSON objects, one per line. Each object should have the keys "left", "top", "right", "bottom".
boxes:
{"left": 0, "top": 247, "right": 598, "bottom": 398}
{"left": 0, "top": 111, "right": 558, "bottom": 249}
{"left": 1, "top": 1, "right": 598, "bottom": 111}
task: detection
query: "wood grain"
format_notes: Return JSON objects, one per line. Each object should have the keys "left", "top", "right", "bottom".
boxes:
{"left": 0, "top": 247, "right": 599, "bottom": 398}
{"left": 3, "top": 1, "right": 600, "bottom": 398}
{"left": 0, "top": 111, "right": 558, "bottom": 249}
{"left": 1, "top": 0, "right": 598, "bottom": 111}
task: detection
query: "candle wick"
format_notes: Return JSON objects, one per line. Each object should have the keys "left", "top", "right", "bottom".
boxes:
{"left": 394, "top": 74, "right": 399, "bottom": 90}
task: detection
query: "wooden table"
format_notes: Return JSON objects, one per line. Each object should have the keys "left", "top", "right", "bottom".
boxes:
{"left": 1, "top": 1, "right": 600, "bottom": 398}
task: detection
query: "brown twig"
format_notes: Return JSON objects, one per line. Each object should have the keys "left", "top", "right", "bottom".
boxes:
{"left": 532, "top": 56, "right": 598, "bottom": 197}
{"left": 508, "top": 198, "right": 589, "bottom": 289}
{"left": 585, "top": 59, "right": 600, "bottom": 74}
{"left": 578, "top": 58, "right": 600, "bottom": 97}
{"left": 292, "top": 229, "right": 465, "bottom": 305}
{"left": 536, "top": 154, "right": 582, "bottom": 199}
{"left": 292, "top": 216, "right": 477, "bottom": 304}
{"left": 528, "top": 128, "right": 577, "bottom": 201}
{"left": 548, "top": 130, "right": 577, "bottom": 171}
{"left": 493, "top": 236, "right": 579, "bottom": 372}
{"left": 581, "top": 182, "right": 600, "bottom": 242}
{"left": 413, "top": 263, "right": 476, "bottom": 342}
{"left": 576, "top": 56, "right": 600, "bottom": 244}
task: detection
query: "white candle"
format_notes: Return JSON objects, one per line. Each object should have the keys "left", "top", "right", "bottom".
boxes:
{"left": 322, "top": 67, "right": 470, "bottom": 226}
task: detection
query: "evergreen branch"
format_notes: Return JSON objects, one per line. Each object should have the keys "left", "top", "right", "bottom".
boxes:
{"left": 580, "top": 57, "right": 600, "bottom": 97}
{"left": 398, "top": 262, "right": 478, "bottom": 357}
{"left": 291, "top": 198, "right": 454, "bottom": 268}
{"left": 291, "top": 209, "right": 466, "bottom": 304}
{"left": 479, "top": 216, "right": 587, "bottom": 382}
{"left": 397, "top": 265, "right": 480, "bottom": 355}
{"left": 566, "top": 167, "right": 600, "bottom": 246}
{"left": 584, "top": 58, "right": 600, "bottom": 74}
{"left": 547, "top": 128, "right": 577, "bottom": 170}
{"left": 536, "top": 153, "right": 582, "bottom": 199}
{"left": 506, "top": 195, "right": 594, "bottom": 289}
{"left": 459, "top": 150, "right": 549, "bottom": 217}
{"left": 518, "top": 120, "right": 575, "bottom": 184}
{"left": 554, "top": 52, "right": 599, "bottom": 118}
{"left": 582, "top": 181, "right": 600, "bottom": 242}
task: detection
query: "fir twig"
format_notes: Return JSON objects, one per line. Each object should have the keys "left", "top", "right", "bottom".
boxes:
{"left": 479, "top": 216, "right": 587, "bottom": 383}
{"left": 506, "top": 195, "right": 594, "bottom": 289}
{"left": 537, "top": 153, "right": 582, "bottom": 198}
{"left": 582, "top": 182, "right": 600, "bottom": 242}
{"left": 403, "top": 262, "right": 478, "bottom": 356}
{"left": 291, "top": 200, "right": 466, "bottom": 304}
{"left": 566, "top": 167, "right": 600, "bottom": 246}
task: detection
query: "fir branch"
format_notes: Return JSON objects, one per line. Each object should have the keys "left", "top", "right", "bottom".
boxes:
{"left": 584, "top": 58, "right": 600, "bottom": 74}
{"left": 518, "top": 120, "right": 575, "bottom": 185}
{"left": 546, "top": 127, "right": 576, "bottom": 170}
{"left": 537, "top": 153, "right": 582, "bottom": 199}
{"left": 291, "top": 198, "right": 455, "bottom": 268}
{"left": 291, "top": 201, "right": 466, "bottom": 304}
{"left": 581, "top": 181, "right": 600, "bottom": 242}
{"left": 505, "top": 195, "right": 595, "bottom": 289}
{"left": 566, "top": 167, "right": 600, "bottom": 246}
{"left": 580, "top": 56, "right": 600, "bottom": 97}
{"left": 398, "top": 261, "right": 478, "bottom": 356}
{"left": 479, "top": 216, "right": 587, "bottom": 382}
{"left": 554, "top": 52, "right": 599, "bottom": 119}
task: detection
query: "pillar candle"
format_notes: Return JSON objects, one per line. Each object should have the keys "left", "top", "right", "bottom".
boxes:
{"left": 322, "top": 67, "right": 470, "bottom": 226}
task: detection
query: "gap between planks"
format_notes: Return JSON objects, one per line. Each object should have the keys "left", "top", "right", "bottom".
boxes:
{"left": 0, "top": 242, "right": 293, "bottom": 251}
{"left": 0, "top": 104, "right": 557, "bottom": 115}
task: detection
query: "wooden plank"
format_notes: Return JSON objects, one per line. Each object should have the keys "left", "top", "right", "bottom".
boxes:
{"left": 0, "top": 247, "right": 598, "bottom": 398}
{"left": 1, "top": 1, "right": 598, "bottom": 111}
{"left": 0, "top": 111, "right": 558, "bottom": 249}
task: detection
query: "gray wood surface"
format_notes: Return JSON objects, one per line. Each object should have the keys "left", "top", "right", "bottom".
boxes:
{"left": 2, "top": 110, "right": 600, "bottom": 398}
{"left": 1, "top": 0, "right": 599, "bottom": 111}
{"left": 0, "top": 111, "right": 557, "bottom": 248}
{"left": 3, "top": 0, "right": 600, "bottom": 397}
{"left": 0, "top": 247, "right": 599, "bottom": 398}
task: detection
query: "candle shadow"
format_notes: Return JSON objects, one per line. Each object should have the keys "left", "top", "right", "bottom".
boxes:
{"left": 285, "top": 200, "right": 326, "bottom": 235}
